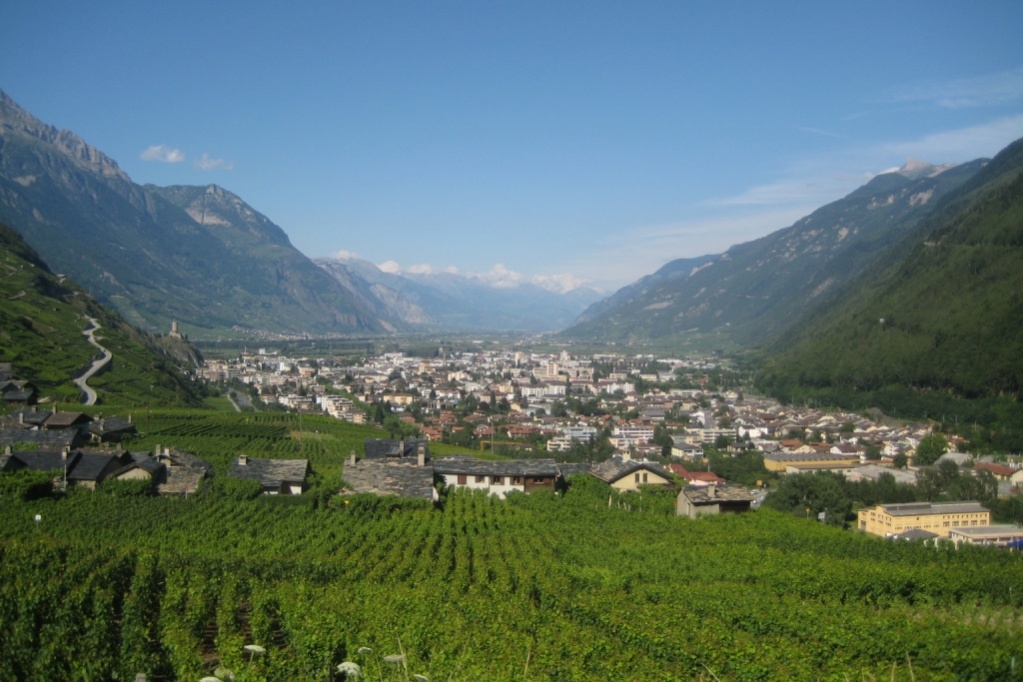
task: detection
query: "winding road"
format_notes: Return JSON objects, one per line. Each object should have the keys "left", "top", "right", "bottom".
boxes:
{"left": 75, "top": 317, "right": 112, "bottom": 405}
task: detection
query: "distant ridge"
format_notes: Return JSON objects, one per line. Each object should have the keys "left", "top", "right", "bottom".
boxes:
{"left": 561, "top": 157, "right": 986, "bottom": 349}
{"left": 0, "top": 90, "right": 386, "bottom": 336}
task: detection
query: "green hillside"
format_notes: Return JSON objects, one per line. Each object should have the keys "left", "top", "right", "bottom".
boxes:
{"left": 0, "top": 222, "right": 203, "bottom": 406}
{"left": 758, "top": 137, "right": 1023, "bottom": 448}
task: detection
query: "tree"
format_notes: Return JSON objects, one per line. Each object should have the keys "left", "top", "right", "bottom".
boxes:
{"left": 763, "top": 472, "right": 852, "bottom": 526}
{"left": 914, "top": 433, "right": 949, "bottom": 466}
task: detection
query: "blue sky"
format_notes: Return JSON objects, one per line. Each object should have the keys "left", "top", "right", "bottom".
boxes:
{"left": 3, "top": 2, "right": 1023, "bottom": 293}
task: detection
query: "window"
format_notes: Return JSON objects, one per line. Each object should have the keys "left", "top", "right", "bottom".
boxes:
{"left": 475, "top": 475, "right": 484, "bottom": 483}
{"left": 491, "top": 475, "right": 503, "bottom": 485}
{"left": 642, "top": 473, "right": 649, "bottom": 483}
{"left": 512, "top": 476, "right": 523, "bottom": 485}
{"left": 457, "top": 474, "right": 467, "bottom": 485}
{"left": 634, "top": 473, "right": 641, "bottom": 482}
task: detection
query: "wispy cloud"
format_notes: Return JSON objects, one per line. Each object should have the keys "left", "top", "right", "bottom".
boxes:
{"left": 867, "top": 114, "right": 1023, "bottom": 162}
{"left": 195, "top": 152, "right": 234, "bottom": 170}
{"left": 140, "top": 144, "right": 184, "bottom": 163}
{"left": 558, "top": 207, "right": 813, "bottom": 291}
{"left": 890, "top": 66, "right": 1023, "bottom": 109}
{"left": 794, "top": 125, "right": 841, "bottom": 138}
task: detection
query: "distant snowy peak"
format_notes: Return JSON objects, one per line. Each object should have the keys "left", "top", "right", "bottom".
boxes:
{"left": 881, "top": 158, "right": 959, "bottom": 180}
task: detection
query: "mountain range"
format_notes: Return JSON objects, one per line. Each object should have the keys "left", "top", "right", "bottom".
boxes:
{"left": 0, "top": 91, "right": 596, "bottom": 336}
{"left": 562, "top": 158, "right": 988, "bottom": 350}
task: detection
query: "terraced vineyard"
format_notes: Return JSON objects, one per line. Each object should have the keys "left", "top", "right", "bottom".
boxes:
{"left": 1, "top": 473, "right": 1021, "bottom": 681}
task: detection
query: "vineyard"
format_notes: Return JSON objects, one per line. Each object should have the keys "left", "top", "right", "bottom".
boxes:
{"left": 1, "top": 472, "right": 1022, "bottom": 681}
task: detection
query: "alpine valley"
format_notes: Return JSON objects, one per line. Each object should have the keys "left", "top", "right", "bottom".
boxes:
{"left": 0, "top": 91, "right": 599, "bottom": 337}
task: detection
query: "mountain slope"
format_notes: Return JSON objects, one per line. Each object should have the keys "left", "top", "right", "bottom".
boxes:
{"left": 561, "top": 160, "right": 985, "bottom": 348}
{"left": 317, "top": 255, "right": 603, "bottom": 332}
{"left": 0, "top": 90, "right": 384, "bottom": 336}
{"left": 0, "top": 222, "right": 203, "bottom": 406}
{"left": 759, "top": 136, "right": 1023, "bottom": 407}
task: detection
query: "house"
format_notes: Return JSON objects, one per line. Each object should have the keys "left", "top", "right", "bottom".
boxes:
{"left": 342, "top": 453, "right": 438, "bottom": 501}
{"left": 857, "top": 501, "right": 990, "bottom": 538}
{"left": 88, "top": 416, "right": 138, "bottom": 444}
{"left": 590, "top": 458, "right": 674, "bottom": 492}
{"left": 1, "top": 379, "right": 37, "bottom": 407}
{"left": 433, "top": 456, "right": 562, "bottom": 499}
{"left": 364, "top": 438, "right": 430, "bottom": 460}
{"left": 667, "top": 463, "right": 724, "bottom": 487}
{"left": 947, "top": 524, "right": 1023, "bottom": 548}
{"left": 676, "top": 483, "right": 756, "bottom": 519}
{"left": 974, "top": 462, "right": 1019, "bottom": 482}
{"left": 843, "top": 464, "right": 917, "bottom": 485}
{"left": 230, "top": 455, "right": 310, "bottom": 495}
{"left": 108, "top": 446, "right": 211, "bottom": 495}
{"left": 1, "top": 447, "right": 128, "bottom": 490}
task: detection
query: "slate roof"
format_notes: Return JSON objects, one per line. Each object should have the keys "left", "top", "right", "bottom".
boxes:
{"left": 679, "top": 484, "right": 756, "bottom": 505}
{"left": 8, "top": 449, "right": 79, "bottom": 473}
{"left": 342, "top": 459, "right": 437, "bottom": 500}
{"left": 89, "top": 417, "right": 138, "bottom": 440}
{"left": 590, "top": 458, "right": 672, "bottom": 485}
{"left": 432, "top": 456, "right": 561, "bottom": 478}
{"left": 0, "top": 428, "right": 77, "bottom": 449}
{"left": 65, "top": 452, "right": 123, "bottom": 483}
{"left": 364, "top": 438, "right": 430, "bottom": 459}
{"left": 43, "top": 412, "right": 91, "bottom": 429}
{"left": 230, "top": 456, "right": 310, "bottom": 488}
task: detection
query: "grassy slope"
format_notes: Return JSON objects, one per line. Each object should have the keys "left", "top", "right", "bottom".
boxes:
{"left": 0, "top": 222, "right": 203, "bottom": 407}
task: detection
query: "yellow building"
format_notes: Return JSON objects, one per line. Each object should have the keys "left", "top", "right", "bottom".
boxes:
{"left": 857, "top": 501, "right": 990, "bottom": 538}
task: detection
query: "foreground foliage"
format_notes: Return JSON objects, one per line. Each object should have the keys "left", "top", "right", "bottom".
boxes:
{"left": 1, "top": 474, "right": 1021, "bottom": 681}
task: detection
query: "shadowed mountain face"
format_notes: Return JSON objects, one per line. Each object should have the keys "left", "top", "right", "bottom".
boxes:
{"left": 0, "top": 91, "right": 385, "bottom": 336}
{"left": 759, "top": 136, "right": 1023, "bottom": 404}
{"left": 561, "top": 159, "right": 985, "bottom": 349}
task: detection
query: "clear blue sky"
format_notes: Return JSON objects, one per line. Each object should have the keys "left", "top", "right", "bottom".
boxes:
{"left": 3, "top": 1, "right": 1022, "bottom": 292}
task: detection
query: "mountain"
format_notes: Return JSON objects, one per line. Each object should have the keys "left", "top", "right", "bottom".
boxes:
{"left": 561, "top": 159, "right": 986, "bottom": 349}
{"left": 0, "top": 221, "right": 202, "bottom": 406}
{"left": 757, "top": 136, "right": 1023, "bottom": 442}
{"left": 316, "top": 255, "right": 603, "bottom": 332}
{"left": 0, "top": 90, "right": 384, "bottom": 336}
{"left": 571, "top": 254, "right": 718, "bottom": 326}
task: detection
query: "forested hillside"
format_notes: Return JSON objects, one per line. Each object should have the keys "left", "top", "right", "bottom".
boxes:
{"left": 758, "top": 137, "right": 1023, "bottom": 449}
{"left": 0, "top": 222, "right": 202, "bottom": 406}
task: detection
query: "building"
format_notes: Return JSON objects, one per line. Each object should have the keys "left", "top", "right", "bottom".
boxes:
{"left": 947, "top": 525, "right": 1023, "bottom": 548}
{"left": 229, "top": 455, "right": 310, "bottom": 495}
{"left": 857, "top": 501, "right": 990, "bottom": 538}
{"left": 676, "top": 484, "right": 756, "bottom": 519}
{"left": 590, "top": 458, "right": 674, "bottom": 492}
{"left": 433, "top": 457, "right": 562, "bottom": 499}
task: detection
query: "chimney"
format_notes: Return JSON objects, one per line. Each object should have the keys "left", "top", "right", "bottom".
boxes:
{"left": 348, "top": 451, "right": 357, "bottom": 466}
{"left": 417, "top": 443, "right": 426, "bottom": 467}
{"left": 18, "top": 412, "right": 23, "bottom": 424}
{"left": 708, "top": 483, "right": 716, "bottom": 498}
{"left": 62, "top": 446, "right": 70, "bottom": 460}
{"left": 399, "top": 439, "right": 405, "bottom": 458}
{"left": 154, "top": 444, "right": 161, "bottom": 457}
{"left": 4, "top": 445, "right": 10, "bottom": 455}
{"left": 239, "top": 455, "right": 248, "bottom": 466}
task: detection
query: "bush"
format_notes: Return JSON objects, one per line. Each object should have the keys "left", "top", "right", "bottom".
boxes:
{"left": 0, "top": 469, "right": 55, "bottom": 501}
{"left": 100, "top": 478, "right": 154, "bottom": 497}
